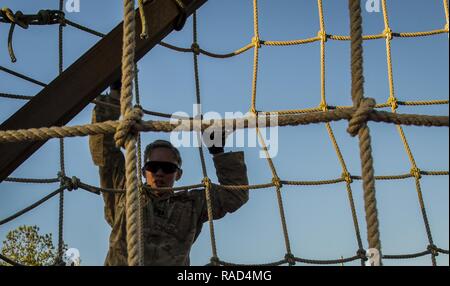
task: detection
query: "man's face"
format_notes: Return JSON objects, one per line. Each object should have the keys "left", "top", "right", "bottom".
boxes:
{"left": 144, "top": 147, "right": 182, "bottom": 190}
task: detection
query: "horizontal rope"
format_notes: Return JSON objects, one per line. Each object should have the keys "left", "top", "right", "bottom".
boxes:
{"left": 437, "top": 248, "right": 449, "bottom": 255}
{"left": 0, "top": 92, "right": 34, "bottom": 100}
{"left": 216, "top": 248, "right": 449, "bottom": 266}
{"left": 160, "top": 27, "right": 448, "bottom": 57}
{"left": 0, "top": 109, "right": 447, "bottom": 143}
{"left": 421, "top": 170, "right": 449, "bottom": 176}
{"left": 3, "top": 13, "right": 444, "bottom": 60}
{"left": 294, "top": 255, "right": 361, "bottom": 265}
{"left": 36, "top": 170, "right": 447, "bottom": 195}
{"left": 0, "top": 93, "right": 193, "bottom": 120}
{"left": 0, "top": 8, "right": 65, "bottom": 27}
{"left": 4, "top": 177, "right": 60, "bottom": 184}
{"left": 0, "top": 186, "right": 65, "bottom": 226}
{"left": 383, "top": 250, "right": 431, "bottom": 260}
{"left": 268, "top": 100, "right": 449, "bottom": 116}
{"left": 0, "top": 253, "right": 24, "bottom": 266}
{"left": 329, "top": 28, "right": 448, "bottom": 41}
{"left": 0, "top": 65, "right": 46, "bottom": 87}
{"left": 216, "top": 258, "right": 288, "bottom": 267}
{"left": 4, "top": 91, "right": 444, "bottom": 121}
{"left": 160, "top": 41, "right": 255, "bottom": 58}
{"left": 92, "top": 99, "right": 193, "bottom": 120}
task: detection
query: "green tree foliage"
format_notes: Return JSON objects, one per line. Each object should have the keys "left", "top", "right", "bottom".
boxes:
{"left": 0, "top": 225, "right": 66, "bottom": 266}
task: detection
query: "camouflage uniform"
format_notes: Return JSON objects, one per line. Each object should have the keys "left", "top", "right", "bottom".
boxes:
{"left": 89, "top": 95, "right": 249, "bottom": 266}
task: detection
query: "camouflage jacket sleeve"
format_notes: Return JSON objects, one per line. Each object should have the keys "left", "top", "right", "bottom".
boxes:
{"left": 88, "top": 92, "right": 126, "bottom": 227}
{"left": 196, "top": 151, "right": 249, "bottom": 223}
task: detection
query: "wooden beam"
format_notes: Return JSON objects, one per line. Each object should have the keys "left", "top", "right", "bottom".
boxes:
{"left": 0, "top": 0, "right": 208, "bottom": 182}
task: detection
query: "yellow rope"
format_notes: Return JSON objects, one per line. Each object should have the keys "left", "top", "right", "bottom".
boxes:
{"left": 381, "top": 0, "right": 439, "bottom": 266}
{"left": 267, "top": 99, "right": 449, "bottom": 116}
{"left": 161, "top": 27, "right": 448, "bottom": 56}
{"left": 251, "top": 0, "right": 294, "bottom": 265}
{"left": 250, "top": 0, "right": 261, "bottom": 114}
{"left": 445, "top": 0, "right": 450, "bottom": 32}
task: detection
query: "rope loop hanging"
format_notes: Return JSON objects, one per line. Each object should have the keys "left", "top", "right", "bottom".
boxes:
{"left": 0, "top": 8, "right": 65, "bottom": 62}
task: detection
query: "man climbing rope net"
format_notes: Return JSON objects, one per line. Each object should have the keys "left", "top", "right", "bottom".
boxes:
{"left": 89, "top": 82, "right": 249, "bottom": 266}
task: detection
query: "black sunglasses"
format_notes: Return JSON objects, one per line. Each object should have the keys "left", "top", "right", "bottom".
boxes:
{"left": 142, "top": 161, "right": 179, "bottom": 174}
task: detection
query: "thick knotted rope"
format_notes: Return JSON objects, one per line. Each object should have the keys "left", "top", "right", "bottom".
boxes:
{"left": 348, "top": 0, "right": 382, "bottom": 260}
{"left": 120, "top": 0, "right": 143, "bottom": 266}
{"left": 347, "top": 97, "right": 376, "bottom": 137}
{"left": 114, "top": 106, "right": 143, "bottom": 148}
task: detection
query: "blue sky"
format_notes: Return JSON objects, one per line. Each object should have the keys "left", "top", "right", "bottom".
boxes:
{"left": 0, "top": 0, "right": 448, "bottom": 266}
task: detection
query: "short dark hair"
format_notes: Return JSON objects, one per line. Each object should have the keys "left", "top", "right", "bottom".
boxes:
{"left": 143, "top": 140, "right": 182, "bottom": 167}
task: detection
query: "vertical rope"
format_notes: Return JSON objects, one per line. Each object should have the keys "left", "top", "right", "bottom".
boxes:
{"left": 381, "top": 1, "right": 396, "bottom": 108}
{"left": 254, "top": 127, "right": 293, "bottom": 264}
{"left": 318, "top": 0, "right": 326, "bottom": 109}
{"left": 251, "top": 0, "right": 293, "bottom": 265}
{"left": 191, "top": 12, "right": 218, "bottom": 263}
{"left": 381, "top": 0, "right": 437, "bottom": 266}
{"left": 192, "top": 13, "right": 208, "bottom": 179}
{"left": 348, "top": 0, "right": 382, "bottom": 261}
{"left": 57, "top": 0, "right": 65, "bottom": 265}
{"left": 134, "top": 64, "right": 145, "bottom": 266}
{"left": 444, "top": 0, "right": 449, "bottom": 31}
{"left": 317, "top": 0, "right": 365, "bottom": 265}
{"left": 120, "top": 0, "right": 142, "bottom": 266}
{"left": 250, "top": 0, "right": 261, "bottom": 113}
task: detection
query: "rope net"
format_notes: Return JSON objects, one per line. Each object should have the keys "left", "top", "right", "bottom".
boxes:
{"left": 0, "top": 0, "right": 448, "bottom": 266}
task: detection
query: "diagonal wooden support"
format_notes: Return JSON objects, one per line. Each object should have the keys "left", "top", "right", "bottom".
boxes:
{"left": 0, "top": 0, "right": 208, "bottom": 182}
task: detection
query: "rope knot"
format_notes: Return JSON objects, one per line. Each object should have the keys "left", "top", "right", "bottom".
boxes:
{"left": 410, "top": 167, "right": 422, "bottom": 179}
{"left": 387, "top": 96, "right": 398, "bottom": 111}
{"left": 202, "top": 177, "right": 212, "bottom": 190}
{"left": 342, "top": 172, "right": 353, "bottom": 184}
{"left": 67, "top": 176, "right": 80, "bottom": 191}
{"left": 427, "top": 244, "right": 439, "bottom": 256}
{"left": 347, "top": 97, "right": 376, "bottom": 137}
{"left": 191, "top": 43, "right": 200, "bottom": 56}
{"left": 36, "top": 10, "right": 66, "bottom": 25}
{"left": 319, "top": 101, "right": 328, "bottom": 111}
{"left": 284, "top": 253, "right": 296, "bottom": 266}
{"left": 317, "top": 30, "right": 328, "bottom": 42}
{"left": 58, "top": 173, "right": 80, "bottom": 192}
{"left": 357, "top": 249, "right": 368, "bottom": 261}
{"left": 252, "top": 36, "right": 261, "bottom": 49}
{"left": 114, "top": 106, "right": 143, "bottom": 148}
{"left": 383, "top": 28, "right": 393, "bottom": 41}
{"left": 249, "top": 106, "right": 258, "bottom": 115}
{"left": 37, "top": 10, "right": 52, "bottom": 25}
{"left": 272, "top": 176, "right": 283, "bottom": 189}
